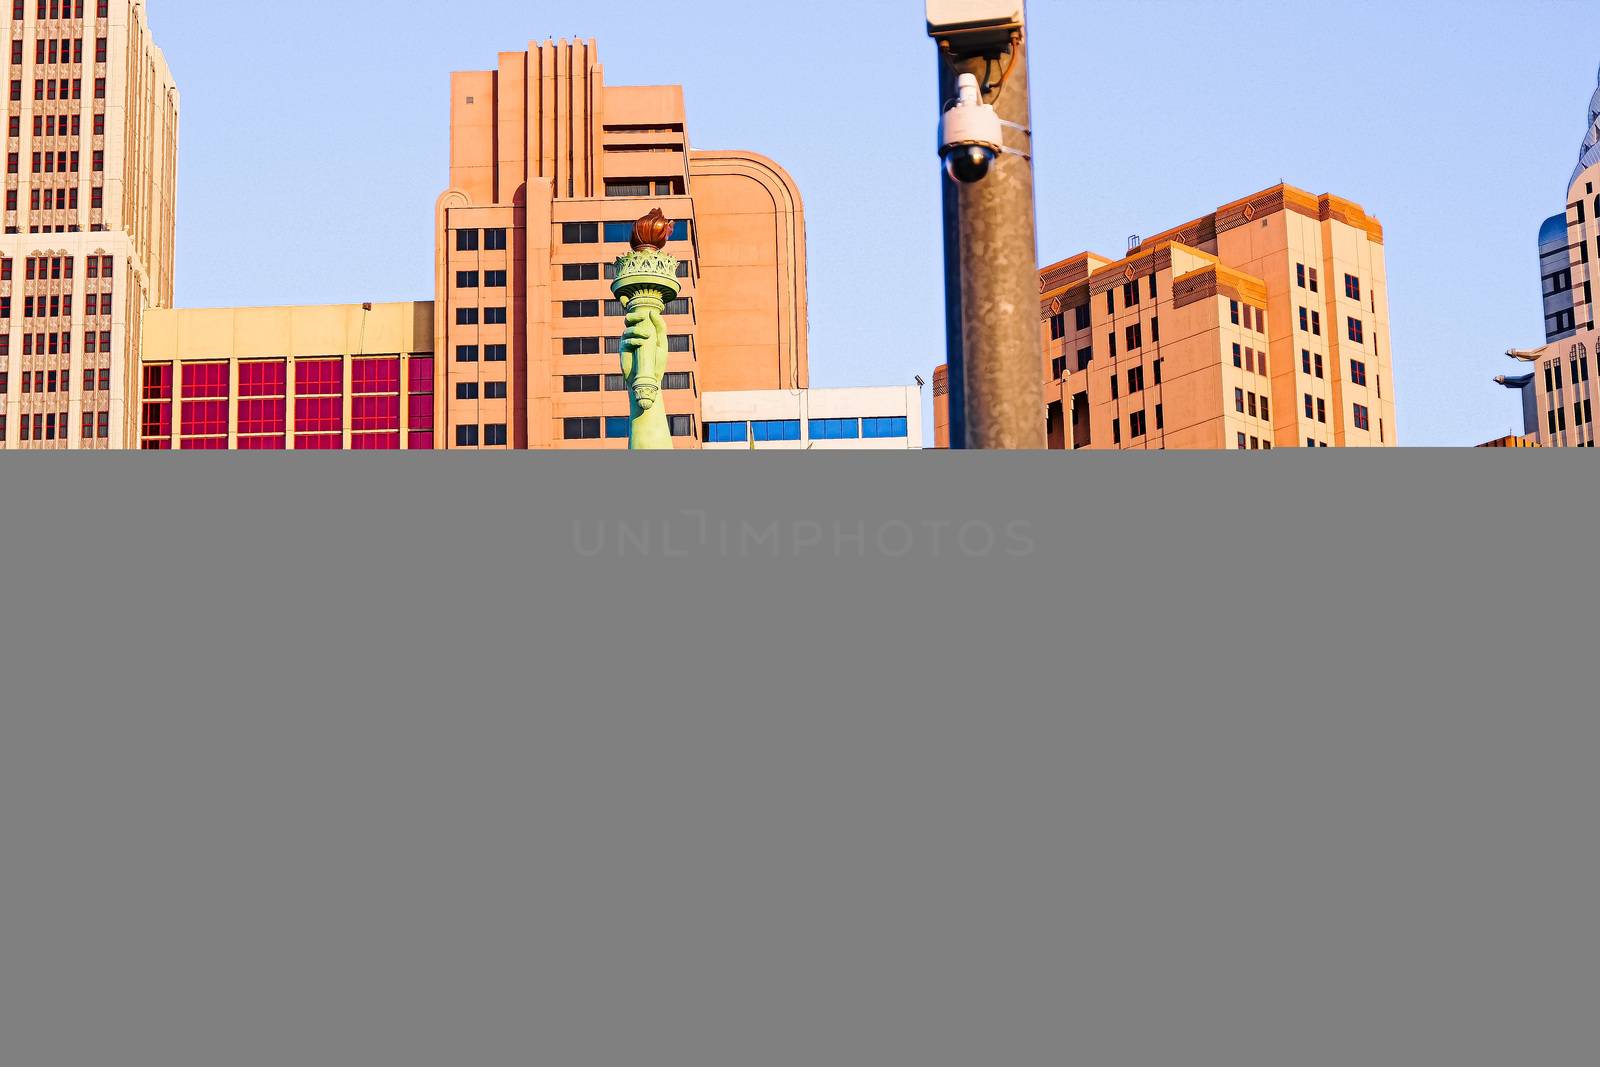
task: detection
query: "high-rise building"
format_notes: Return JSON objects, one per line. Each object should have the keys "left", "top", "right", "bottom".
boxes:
{"left": 1494, "top": 64, "right": 1599, "bottom": 447}
{"left": 934, "top": 183, "right": 1397, "bottom": 450}
{"left": 435, "top": 38, "right": 808, "bottom": 450}
{"left": 2, "top": 0, "right": 177, "bottom": 450}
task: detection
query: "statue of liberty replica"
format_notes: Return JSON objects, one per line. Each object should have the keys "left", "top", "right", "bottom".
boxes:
{"left": 612, "top": 209, "right": 681, "bottom": 450}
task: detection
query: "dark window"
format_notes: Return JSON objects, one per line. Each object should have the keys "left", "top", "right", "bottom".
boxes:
{"left": 562, "top": 300, "right": 599, "bottom": 318}
{"left": 1049, "top": 313, "right": 1065, "bottom": 340}
{"left": 456, "top": 345, "right": 479, "bottom": 362}
{"left": 456, "top": 271, "right": 479, "bottom": 288}
{"left": 484, "top": 344, "right": 507, "bottom": 362}
{"left": 1353, "top": 404, "right": 1370, "bottom": 431}
{"left": 456, "top": 424, "right": 479, "bottom": 447}
{"left": 456, "top": 229, "right": 479, "bottom": 252}
{"left": 484, "top": 423, "right": 508, "bottom": 445}
{"left": 562, "top": 222, "right": 599, "bottom": 244}
{"left": 606, "top": 416, "right": 633, "bottom": 439}
{"left": 456, "top": 382, "right": 478, "bottom": 400}
{"left": 456, "top": 308, "right": 478, "bottom": 325}
{"left": 605, "top": 374, "right": 627, "bottom": 391}
{"left": 668, "top": 414, "right": 694, "bottom": 437}
{"left": 484, "top": 382, "right": 507, "bottom": 399}
{"left": 662, "top": 372, "right": 693, "bottom": 391}
{"left": 562, "top": 263, "right": 600, "bottom": 281}
{"left": 563, "top": 337, "right": 600, "bottom": 356}
{"left": 1345, "top": 274, "right": 1361, "bottom": 301}
{"left": 483, "top": 270, "right": 507, "bottom": 287}
{"left": 484, "top": 229, "right": 508, "bottom": 251}
{"left": 1350, "top": 359, "right": 1367, "bottom": 386}
{"left": 1075, "top": 304, "right": 1091, "bottom": 330}
{"left": 705, "top": 421, "right": 749, "bottom": 443}
{"left": 1128, "top": 410, "right": 1146, "bottom": 438}
{"left": 563, "top": 374, "right": 601, "bottom": 393}
{"left": 564, "top": 417, "right": 602, "bottom": 440}
{"left": 483, "top": 307, "right": 507, "bottom": 325}
{"left": 1347, "top": 318, "right": 1364, "bottom": 344}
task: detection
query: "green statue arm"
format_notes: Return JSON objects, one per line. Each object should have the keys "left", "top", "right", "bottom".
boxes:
{"left": 620, "top": 307, "right": 673, "bottom": 450}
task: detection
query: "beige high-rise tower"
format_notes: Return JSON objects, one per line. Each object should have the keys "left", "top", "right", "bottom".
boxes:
{"left": 2, "top": 0, "right": 177, "bottom": 450}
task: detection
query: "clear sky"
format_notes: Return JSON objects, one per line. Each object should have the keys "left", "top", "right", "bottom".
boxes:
{"left": 156, "top": 0, "right": 1595, "bottom": 446}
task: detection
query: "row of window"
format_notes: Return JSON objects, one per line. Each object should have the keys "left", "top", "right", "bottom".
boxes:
{"left": 703, "top": 417, "right": 909, "bottom": 443}
{"left": 454, "top": 307, "right": 508, "bottom": 325}
{"left": 561, "top": 220, "right": 690, "bottom": 245}
{"left": 1046, "top": 302, "right": 1093, "bottom": 340}
{"left": 1233, "top": 344, "right": 1268, "bottom": 375}
{"left": 561, "top": 415, "right": 695, "bottom": 441}
{"left": 454, "top": 344, "right": 506, "bottom": 362}
{"left": 1297, "top": 263, "right": 1365, "bottom": 304}
{"left": 1229, "top": 300, "right": 1266, "bottom": 334}
{"left": 8, "top": 293, "right": 110, "bottom": 318}
{"left": 604, "top": 179, "right": 680, "bottom": 198}
{"left": 1543, "top": 353, "right": 1592, "bottom": 394}
{"left": 560, "top": 298, "right": 692, "bottom": 319}
{"left": 1236, "top": 433, "right": 1273, "bottom": 451}
{"left": 1234, "top": 388, "right": 1271, "bottom": 421}
{"left": 561, "top": 334, "right": 692, "bottom": 355}
{"left": 7, "top": 148, "right": 105, "bottom": 174}
{"left": 8, "top": 77, "right": 107, "bottom": 102}
{"left": 12, "top": 112, "right": 105, "bottom": 138}
{"left": 0, "top": 329, "right": 113, "bottom": 356}
{"left": 562, "top": 260, "right": 691, "bottom": 281}
{"left": 562, "top": 372, "right": 694, "bottom": 393}
{"left": 1546, "top": 402, "right": 1594, "bottom": 436}
{"left": 11, "top": 0, "right": 109, "bottom": 19}
{"left": 453, "top": 228, "right": 508, "bottom": 252}
{"left": 0, "top": 410, "right": 110, "bottom": 442}
{"left": 455, "top": 424, "right": 510, "bottom": 446}
{"left": 14, "top": 37, "right": 107, "bottom": 66}
{"left": 455, "top": 270, "right": 507, "bottom": 289}
{"left": 454, "top": 381, "right": 508, "bottom": 400}
{"left": 1109, "top": 359, "right": 1162, "bottom": 398}
{"left": 1111, "top": 406, "right": 1163, "bottom": 444}
{"left": 4, "top": 366, "right": 109, "bottom": 392}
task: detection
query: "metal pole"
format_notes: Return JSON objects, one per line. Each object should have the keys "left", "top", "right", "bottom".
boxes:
{"left": 936, "top": 17, "right": 1045, "bottom": 450}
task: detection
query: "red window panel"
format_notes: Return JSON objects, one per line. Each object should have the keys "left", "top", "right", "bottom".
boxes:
{"left": 237, "top": 435, "right": 287, "bottom": 450}
{"left": 181, "top": 361, "right": 229, "bottom": 399}
{"left": 140, "top": 439, "right": 172, "bottom": 451}
{"left": 142, "top": 363, "right": 172, "bottom": 400}
{"left": 408, "top": 356, "right": 435, "bottom": 394}
{"left": 351, "top": 394, "right": 399, "bottom": 431}
{"left": 407, "top": 430, "right": 436, "bottom": 451}
{"left": 237, "top": 398, "right": 287, "bottom": 435}
{"left": 181, "top": 399, "right": 229, "bottom": 437}
{"left": 295, "top": 396, "right": 342, "bottom": 433}
{"left": 352, "top": 356, "right": 400, "bottom": 395}
{"left": 238, "top": 359, "right": 286, "bottom": 398}
{"left": 294, "top": 433, "right": 344, "bottom": 451}
{"left": 140, "top": 401, "right": 171, "bottom": 438}
{"left": 408, "top": 394, "right": 434, "bottom": 429}
{"left": 296, "top": 358, "right": 343, "bottom": 396}
{"left": 180, "top": 436, "right": 228, "bottom": 450}
{"left": 351, "top": 432, "right": 401, "bottom": 450}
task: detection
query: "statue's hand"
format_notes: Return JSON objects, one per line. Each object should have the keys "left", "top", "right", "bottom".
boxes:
{"left": 620, "top": 308, "right": 659, "bottom": 384}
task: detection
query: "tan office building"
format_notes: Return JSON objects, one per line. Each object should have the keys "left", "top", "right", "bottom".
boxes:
{"left": 435, "top": 38, "right": 808, "bottom": 449}
{"left": 2, "top": 0, "right": 177, "bottom": 449}
{"left": 935, "top": 183, "right": 1397, "bottom": 450}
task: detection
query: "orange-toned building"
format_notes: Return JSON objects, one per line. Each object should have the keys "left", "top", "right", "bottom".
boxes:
{"left": 2, "top": 0, "right": 178, "bottom": 450}
{"left": 435, "top": 38, "right": 808, "bottom": 449}
{"left": 934, "top": 183, "right": 1397, "bottom": 450}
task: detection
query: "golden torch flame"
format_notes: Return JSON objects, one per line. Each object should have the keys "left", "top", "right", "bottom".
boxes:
{"left": 630, "top": 208, "right": 674, "bottom": 252}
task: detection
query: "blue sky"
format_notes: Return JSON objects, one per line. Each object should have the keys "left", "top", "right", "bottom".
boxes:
{"left": 158, "top": 0, "right": 1594, "bottom": 446}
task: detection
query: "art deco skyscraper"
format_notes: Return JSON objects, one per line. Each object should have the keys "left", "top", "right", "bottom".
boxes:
{"left": 2, "top": 0, "right": 177, "bottom": 450}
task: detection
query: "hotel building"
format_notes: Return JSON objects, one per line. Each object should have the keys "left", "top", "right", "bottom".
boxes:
{"left": 1494, "top": 65, "right": 1599, "bottom": 447}
{"left": 435, "top": 38, "right": 808, "bottom": 450}
{"left": 933, "top": 183, "right": 1397, "bottom": 450}
{"left": 2, "top": 0, "right": 177, "bottom": 450}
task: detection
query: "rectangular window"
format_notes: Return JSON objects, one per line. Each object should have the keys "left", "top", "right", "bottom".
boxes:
{"left": 1311, "top": 311, "right": 1321, "bottom": 336}
{"left": 562, "top": 300, "right": 599, "bottom": 318}
{"left": 1296, "top": 263, "right": 1306, "bottom": 289}
{"left": 1260, "top": 396, "right": 1271, "bottom": 421}
{"left": 662, "top": 372, "right": 693, "bottom": 391}
{"left": 1230, "top": 300, "right": 1240, "bottom": 325}
{"left": 1077, "top": 347, "right": 1093, "bottom": 372}
{"left": 456, "top": 344, "right": 479, "bottom": 362}
{"left": 483, "top": 307, "right": 507, "bottom": 325}
{"left": 606, "top": 416, "right": 633, "bottom": 439}
{"left": 668, "top": 414, "right": 695, "bottom": 438}
{"left": 484, "top": 344, "right": 507, "bottom": 362}
{"left": 1350, "top": 359, "right": 1367, "bottom": 386}
{"left": 1354, "top": 403, "right": 1370, "bottom": 431}
{"left": 1236, "top": 387, "right": 1246, "bottom": 414}
{"left": 1128, "top": 366, "right": 1144, "bottom": 393}
{"left": 563, "top": 374, "right": 600, "bottom": 393}
{"left": 1113, "top": 418, "right": 1121, "bottom": 445}
{"left": 456, "top": 424, "right": 479, "bottom": 447}
{"left": 455, "top": 229, "right": 479, "bottom": 251}
{"left": 1233, "top": 343, "right": 1243, "bottom": 368}
{"left": 482, "top": 270, "right": 507, "bottom": 288}
{"left": 456, "top": 308, "right": 478, "bottom": 325}
{"left": 563, "top": 263, "right": 600, "bottom": 282}
{"left": 1308, "top": 268, "right": 1319, "bottom": 293}
{"left": 484, "top": 424, "right": 508, "bottom": 446}
{"left": 605, "top": 374, "right": 627, "bottom": 391}
{"left": 1317, "top": 398, "right": 1327, "bottom": 424}
{"left": 809, "top": 418, "right": 860, "bottom": 441}
{"left": 705, "top": 421, "right": 749, "bottom": 443}
{"left": 862, "top": 417, "right": 909, "bottom": 439}
{"left": 561, "top": 222, "right": 599, "bottom": 244}
{"left": 1345, "top": 274, "right": 1361, "bottom": 301}
{"left": 456, "top": 271, "right": 479, "bottom": 288}
{"left": 1075, "top": 304, "right": 1091, "bottom": 330}
{"left": 1049, "top": 313, "right": 1065, "bottom": 340}
{"left": 562, "top": 337, "right": 600, "bottom": 356}
{"left": 484, "top": 382, "right": 507, "bottom": 400}
{"left": 1347, "top": 318, "right": 1364, "bottom": 344}
{"left": 1128, "top": 410, "right": 1146, "bottom": 439}
{"left": 1125, "top": 323, "right": 1142, "bottom": 350}
{"left": 753, "top": 420, "right": 802, "bottom": 442}
{"left": 484, "top": 229, "right": 508, "bottom": 251}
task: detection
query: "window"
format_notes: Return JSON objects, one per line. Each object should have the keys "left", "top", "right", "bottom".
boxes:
{"left": 664, "top": 297, "right": 691, "bottom": 316}
{"left": 562, "top": 300, "right": 599, "bottom": 318}
{"left": 562, "top": 263, "right": 600, "bottom": 281}
{"left": 456, "top": 308, "right": 478, "bottom": 325}
{"left": 1151, "top": 316, "right": 1160, "bottom": 343}
{"left": 456, "top": 344, "right": 479, "bottom": 362}
{"left": 605, "top": 374, "right": 627, "bottom": 392}
{"left": 456, "top": 424, "right": 479, "bottom": 447}
{"left": 563, "top": 417, "right": 602, "bottom": 440}
{"left": 1260, "top": 396, "right": 1271, "bottom": 421}
{"left": 1233, "top": 343, "right": 1243, "bottom": 368}
{"left": 662, "top": 372, "right": 693, "bottom": 391}
{"left": 1347, "top": 318, "right": 1364, "bottom": 344}
{"left": 484, "top": 344, "right": 506, "bottom": 362}
{"left": 1317, "top": 398, "right": 1327, "bottom": 424}
{"left": 604, "top": 219, "right": 688, "bottom": 244}
{"left": 1238, "top": 433, "right": 1248, "bottom": 451}
{"left": 1345, "top": 274, "right": 1361, "bottom": 301}
{"left": 1350, "top": 359, "right": 1367, "bottom": 386}
{"left": 483, "top": 307, "right": 507, "bottom": 325}
{"left": 705, "top": 421, "right": 749, "bottom": 443}
{"left": 809, "top": 418, "right": 860, "bottom": 440}
{"left": 483, "top": 270, "right": 507, "bottom": 288}
{"left": 1315, "top": 353, "right": 1324, "bottom": 379}
{"left": 1155, "top": 404, "right": 1164, "bottom": 430}
{"left": 1125, "top": 323, "right": 1142, "bottom": 350}
{"left": 484, "top": 424, "right": 508, "bottom": 446}
{"left": 1128, "top": 410, "right": 1146, "bottom": 438}
{"left": 1311, "top": 311, "right": 1321, "bottom": 336}
{"left": 1077, "top": 347, "right": 1094, "bottom": 372}
{"left": 1123, "top": 281, "right": 1140, "bottom": 307}
{"left": 605, "top": 180, "right": 651, "bottom": 198}
{"left": 456, "top": 271, "right": 479, "bottom": 288}
{"left": 1297, "top": 263, "right": 1306, "bottom": 289}
{"left": 1248, "top": 392, "right": 1258, "bottom": 418}
{"left": 1236, "top": 388, "right": 1246, "bottom": 414}
{"left": 456, "top": 382, "right": 479, "bottom": 400}
{"left": 606, "top": 416, "right": 633, "bottom": 439}
{"left": 1049, "top": 312, "right": 1065, "bottom": 340}
{"left": 1353, "top": 404, "right": 1370, "bottom": 431}
{"left": 1305, "top": 394, "right": 1315, "bottom": 419}
{"left": 484, "top": 382, "right": 507, "bottom": 400}
{"left": 862, "top": 417, "right": 909, "bottom": 439}
{"left": 1308, "top": 268, "right": 1319, "bottom": 293}
{"left": 1052, "top": 355, "right": 1069, "bottom": 380}
{"left": 484, "top": 229, "right": 507, "bottom": 251}
{"left": 456, "top": 229, "right": 479, "bottom": 252}
{"left": 562, "top": 222, "right": 599, "bottom": 244}
{"left": 668, "top": 415, "right": 694, "bottom": 438}
{"left": 563, "top": 374, "right": 600, "bottom": 393}
{"left": 754, "top": 420, "right": 802, "bottom": 442}
{"left": 1299, "top": 307, "right": 1309, "bottom": 332}
{"left": 1128, "top": 366, "right": 1144, "bottom": 393}
{"left": 1230, "top": 300, "right": 1240, "bottom": 325}
{"left": 563, "top": 337, "right": 600, "bottom": 356}
{"left": 1075, "top": 304, "right": 1091, "bottom": 330}
{"left": 1112, "top": 418, "right": 1121, "bottom": 445}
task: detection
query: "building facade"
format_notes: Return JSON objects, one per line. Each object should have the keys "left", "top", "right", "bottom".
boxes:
{"left": 701, "top": 386, "right": 923, "bottom": 450}
{"left": 1495, "top": 65, "right": 1600, "bottom": 447}
{"left": 935, "top": 183, "right": 1397, "bottom": 450}
{"left": 139, "top": 303, "right": 435, "bottom": 449}
{"left": 435, "top": 38, "right": 808, "bottom": 450}
{"left": 2, "top": 0, "right": 177, "bottom": 450}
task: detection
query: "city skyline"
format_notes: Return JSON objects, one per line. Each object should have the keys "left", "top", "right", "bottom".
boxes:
{"left": 64, "top": 1, "right": 1600, "bottom": 446}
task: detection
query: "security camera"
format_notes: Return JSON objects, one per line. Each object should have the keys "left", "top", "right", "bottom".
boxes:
{"left": 940, "top": 73, "right": 1003, "bottom": 184}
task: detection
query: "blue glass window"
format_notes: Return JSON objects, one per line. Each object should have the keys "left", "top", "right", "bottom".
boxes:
{"left": 604, "top": 220, "right": 689, "bottom": 244}
{"left": 753, "top": 419, "right": 801, "bottom": 442}
{"left": 809, "top": 418, "right": 860, "bottom": 441}
{"left": 862, "top": 417, "right": 908, "bottom": 439}
{"left": 705, "top": 421, "right": 749, "bottom": 443}
{"left": 605, "top": 416, "right": 632, "bottom": 439}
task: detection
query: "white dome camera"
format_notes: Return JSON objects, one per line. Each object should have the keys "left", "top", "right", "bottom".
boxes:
{"left": 940, "top": 73, "right": 1003, "bottom": 184}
